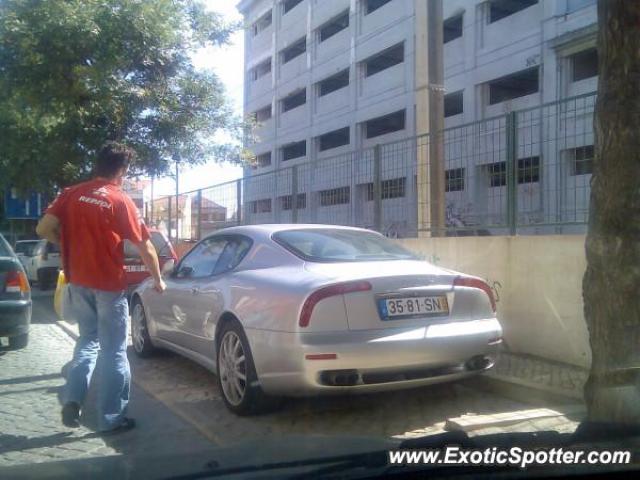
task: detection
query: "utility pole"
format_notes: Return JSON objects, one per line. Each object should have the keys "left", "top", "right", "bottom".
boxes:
{"left": 150, "top": 175, "right": 154, "bottom": 227}
{"left": 174, "top": 161, "right": 180, "bottom": 243}
{"left": 427, "top": 0, "right": 445, "bottom": 236}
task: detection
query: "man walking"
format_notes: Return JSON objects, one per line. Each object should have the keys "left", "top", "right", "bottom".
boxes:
{"left": 36, "top": 142, "right": 166, "bottom": 433}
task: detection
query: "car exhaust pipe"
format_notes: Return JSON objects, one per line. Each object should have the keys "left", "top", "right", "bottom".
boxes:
{"left": 321, "top": 370, "right": 359, "bottom": 386}
{"left": 465, "top": 355, "right": 493, "bottom": 371}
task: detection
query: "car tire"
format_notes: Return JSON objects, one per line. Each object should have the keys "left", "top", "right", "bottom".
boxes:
{"left": 9, "top": 333, "right": 29, "bottom": 350}
{"left": 131, "top": 300, "right": 156, "bottom": 358}
{"left": 216, "top": 321, "right": 278, "bottom": 416}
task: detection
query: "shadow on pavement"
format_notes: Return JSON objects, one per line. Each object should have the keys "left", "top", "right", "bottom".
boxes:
{"left": 0, "top": 432, "right": 102, "bottom": 455}
{"left": 0, "top": 373, "right": 61, "bottom": 386}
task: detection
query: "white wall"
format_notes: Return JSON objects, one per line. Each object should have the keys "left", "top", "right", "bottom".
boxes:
{"left": 398, "top": 235, "right": 591, "bottom": 368}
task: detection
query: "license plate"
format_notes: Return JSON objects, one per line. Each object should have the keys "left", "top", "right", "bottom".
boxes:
{"left": 378, "top": 295, "right": 449, "bottom": 320}
{"left": 0, "top": 337, "right": 8, "bottom": 348}
{"left": 124, "top": 265, "right": 147, "bottom": 272}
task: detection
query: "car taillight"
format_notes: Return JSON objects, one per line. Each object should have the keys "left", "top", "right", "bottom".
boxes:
{"left": 5, "top": 270, "right": 30, "bottom": 294}
{"left": 299, "top": 281, "right": 372, "bottom": 328}
{"left": 453, "top": 276, "right": 496, "bottom": 312}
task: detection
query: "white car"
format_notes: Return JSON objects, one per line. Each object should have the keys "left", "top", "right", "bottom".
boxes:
{"left": 14, "top": 240, "right": 61, "bottom": 290}
{"left": 132, "top": 225, "right": 503, "bottom": 415}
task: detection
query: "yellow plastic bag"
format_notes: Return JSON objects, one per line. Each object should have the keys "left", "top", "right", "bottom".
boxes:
{"left": 54, "top": 270, "right": 69, "bottom": 320}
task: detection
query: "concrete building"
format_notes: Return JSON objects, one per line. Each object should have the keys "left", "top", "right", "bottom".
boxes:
{"left": 237, "top": 0, "right": 597, "bottom": 235}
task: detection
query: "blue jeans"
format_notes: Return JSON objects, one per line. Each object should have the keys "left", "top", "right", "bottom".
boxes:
{"left": 64, "top": 284, "right": 130, "bottom": 431}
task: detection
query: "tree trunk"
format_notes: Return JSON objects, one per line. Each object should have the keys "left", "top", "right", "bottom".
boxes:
{"left": 583, "top": 0, "right": 640, "bottom": 423}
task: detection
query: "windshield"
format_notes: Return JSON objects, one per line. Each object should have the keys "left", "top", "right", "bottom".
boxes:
{"left": 274, "top": 229, "right": 418, "bottom": 262}
{"left": 13, "top": 241, "right": 40, "bottom": 256}
{"left": 123, "top": 232, "right": 171, "bottom": 259}
{"left": 4, "top": 0, "right": 639, "bottom": 477}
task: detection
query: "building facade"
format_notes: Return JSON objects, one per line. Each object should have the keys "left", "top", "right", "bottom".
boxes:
{"left": 237, "top": 0, "right": 597, "bottom": 235}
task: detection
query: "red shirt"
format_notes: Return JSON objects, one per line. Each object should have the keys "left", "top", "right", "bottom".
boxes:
{"left": 46, "top": 178, "right": 150, "bottom": 291}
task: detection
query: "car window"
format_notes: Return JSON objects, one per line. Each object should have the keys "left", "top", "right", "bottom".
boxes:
{"left": 46, "top": 242, "right": 60, "bottom": 254}
{"left": 0, "top": 235, "right": 13, "bottom": 257}
{"left": 177, "top": 237, "right": 227, "bottom": 279}
{"left": 211, "top": 237, "right": 252, "bottom": 275}
{"left": 124, "top": 232, "right": 171, "bottom": 259}
{"left": 14, "top": 241, "right": 40, "bottom": 256}
{"left": 274, "top": 229, "right": 418, "bottom": 262}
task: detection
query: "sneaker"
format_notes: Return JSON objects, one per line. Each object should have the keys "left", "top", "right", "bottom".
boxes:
{"left": 102, "top": 417, "right": 136, "bottom": 435}
{"left": 61, "top": 402, "right": 81, "bottom": 428}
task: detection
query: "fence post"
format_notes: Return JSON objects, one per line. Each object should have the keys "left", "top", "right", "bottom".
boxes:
{"left": 506, "top": 111, "right": 518, "bottom": 235}
{"left": 167, "top": 196, "right": 172, "bottom": 244}
{"left": 236, "top": 179, "right": 242, "bottom": 225}
{"left": 291, "top": 165, "right": 298, "bottom": 224}
{"left": 196, "top": 189, "right": 202, "bottom": 241}
{"left": 373, "top": 144, "right": 382, "bottom": 233}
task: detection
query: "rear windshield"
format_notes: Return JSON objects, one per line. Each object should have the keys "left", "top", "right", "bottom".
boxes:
{"left": 124, "top": 231, "right": 171, "bottom": 259}
{"left": 0, "top": 235, "right": 13, "bottom": 257}
{"left": 273, "top": 229, "right": 418, "bottom": 263}
{"left": 14, "top": 241, "right": 40, "bottom": 256}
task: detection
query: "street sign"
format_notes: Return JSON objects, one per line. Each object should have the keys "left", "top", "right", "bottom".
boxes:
{"left": 4, "top": 189, "right": 46, "bottom": 220}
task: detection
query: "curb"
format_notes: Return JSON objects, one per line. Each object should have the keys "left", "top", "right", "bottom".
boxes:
{"left": 465, "top": 374, "right": 585, "bottom": 408}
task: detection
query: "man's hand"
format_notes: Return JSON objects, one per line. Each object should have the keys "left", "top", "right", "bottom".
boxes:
{"left": 134, "top": 239, "right": 165, "bottom": 293}
{"left": 153, "top": 278, "right": 167, "bottom": 293}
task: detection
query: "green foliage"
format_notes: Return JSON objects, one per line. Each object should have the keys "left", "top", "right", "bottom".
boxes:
{"left": 0, "top": 0, "right": 241, "bottom": 193}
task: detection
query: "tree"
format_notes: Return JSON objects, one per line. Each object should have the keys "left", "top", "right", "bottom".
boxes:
{"left": 0, "top": 0, "right": 239, "bottom": 194}
{"left": 583, "top": 0, "right": 640, "bottom": 423}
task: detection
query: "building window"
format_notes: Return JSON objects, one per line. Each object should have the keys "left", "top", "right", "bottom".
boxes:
{"left": 568, "top": 145, "right": 594, "bottom": 175}
{"left": 318, "top": 127, "right": 350, "bottom": 152}
{"left": 488, "top": 67, "right": 539, "bottom": 105}
{"left": 252, "top": 152, "right": 272, "bottom": 169}
{"left": 365, "top": 177, "right": 406, "bottom": 200}
{"left": 320, "top": 186, "right": 350, "bottom": 206}
{"left": 487, "top": 162, "right": 507, "bottom": 187}
{"left": 280, "top": 193, "right": 306, "bottom": 210}
{"left": 251, "top": 59, "right": 271, "bottom": 81}
{"left": 282, "top": 140, "right": 306, "bottom": 161}
{"left": 252, "top": 10, "right": 272, "bottom": 36}
{"left": 365, "top": 110, "right": 406, "bottom": 139}
{"left": 319, "top": 10, "right": 349, "bottom": 42}
{"left": 443, "top": 14, "right": 463, "bottom": 43}
{"left": 364, "top": 43, "right": 404, "bottom": 77}
{"left": 282, "top": 89, "right": 306, "bottom": 112}
{"left": 489, "top": 0, "right": 538, "bottom": 23}
{"left": 251, "top": 199, "right": 272, "bottom": 214}
{"left": 365, "top": 0, "right": 392, "bottom": 15}
{"left": 253, "top": 105, "right": 272, "bottom": 122}
{"left": 445, "top": 168, "right": 465, "bottom": 192}
{"left": 281, "top": 37, "right": 306, "bottom": 64}
{"left": 444, "top": 91, "right": 463, "bottom": 117}
{"left": 283, "top": 0, "right": 303, "bottom": 15}
{"left": 571, "top": 48, "right": 598, "bottom": 82}
{"left": 318, "top": 69, "right": 349, "bottom": 96}
{"left": 518, "top": 156, "right": 540, "bottom": 184}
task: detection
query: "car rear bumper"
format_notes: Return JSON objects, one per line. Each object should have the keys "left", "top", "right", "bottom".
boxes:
{"left": 247, "top": 318, "right": 502, "bottom": 396}
{"left": 0, "top": 299, "right": 32, "bottom": 337}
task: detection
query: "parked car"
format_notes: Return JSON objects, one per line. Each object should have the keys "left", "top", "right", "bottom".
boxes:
{"left": 123, "top": 229, "right": 177, "bottom": 300}
{"left": 132, "top": 225, "right": 503, "bottom": 415}
{"left": 14, "top": 239, "right": 61, "bottom": 290}
{"left": 0, "top": 234, "right": 32, "bottom": 351}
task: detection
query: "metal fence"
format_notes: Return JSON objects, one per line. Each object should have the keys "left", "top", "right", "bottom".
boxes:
{"left": 147, "top": 92, "right": 596, "bottom": 241}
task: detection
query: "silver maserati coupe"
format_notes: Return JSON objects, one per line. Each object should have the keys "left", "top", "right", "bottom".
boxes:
{"left": 131, "top": 224, "right": 503, "bottom": 415}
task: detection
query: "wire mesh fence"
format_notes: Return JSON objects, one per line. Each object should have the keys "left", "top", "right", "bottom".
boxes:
{"left": 148, "top": 93, "right": 596, "bottom": 241}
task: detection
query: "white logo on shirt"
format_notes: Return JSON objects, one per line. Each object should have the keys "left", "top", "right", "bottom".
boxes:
{"left": 78, "top": 195, "right": 112, "bottom": 209}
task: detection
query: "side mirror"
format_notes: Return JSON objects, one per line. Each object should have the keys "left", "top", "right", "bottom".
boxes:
{"left": 161, "top": 259, "right": 175, "bottom": 276}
